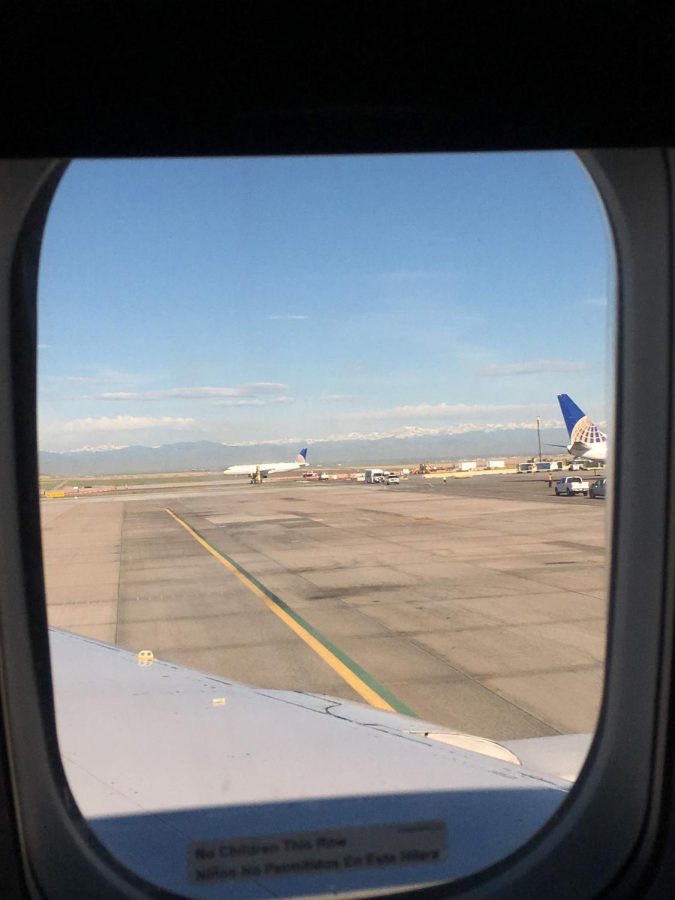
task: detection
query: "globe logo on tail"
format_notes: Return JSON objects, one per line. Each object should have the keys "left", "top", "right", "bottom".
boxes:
{"left": 571, "top": 416, "right": 605, "bottom": 445}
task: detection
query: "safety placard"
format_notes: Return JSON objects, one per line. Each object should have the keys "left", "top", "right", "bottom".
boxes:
{"left": 188, "top": 820, "right": 447, "bottom": 884}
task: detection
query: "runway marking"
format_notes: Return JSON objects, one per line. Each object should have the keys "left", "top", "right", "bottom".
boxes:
{"left": 164, "top": 508, "right": 414, "bottom": 715}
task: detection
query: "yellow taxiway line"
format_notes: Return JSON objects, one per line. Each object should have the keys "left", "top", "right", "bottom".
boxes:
{"left": 164, "top": 508, "right": 414, "bottom": 714}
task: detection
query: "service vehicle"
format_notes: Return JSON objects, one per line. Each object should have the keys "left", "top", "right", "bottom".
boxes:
{"left": 555, "top": 475, "right": 590, "bottom": 496}
{"left": 590, "top": 478, "right": 607, "bottom": 499}
{"left": 364, "top": 468, "right": 385, "bottom": 483}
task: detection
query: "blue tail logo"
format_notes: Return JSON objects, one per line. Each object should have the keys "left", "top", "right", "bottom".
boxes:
{"left": 296, "top": 447, "right": 308, "bottom": 464}
{"left": 557, "top": 394, "right": 605, "bottom": 446}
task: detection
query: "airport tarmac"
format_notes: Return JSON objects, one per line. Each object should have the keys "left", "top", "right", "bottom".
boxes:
{"left": 41, "top": 475, "right": 607, "bottom": 741}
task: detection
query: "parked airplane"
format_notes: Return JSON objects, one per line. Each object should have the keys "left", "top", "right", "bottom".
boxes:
{"left": 557, "top": 394, "right": 607, "bottom": 463}
{"left": 224, "top": 447, "right": 308, "bottom": 477}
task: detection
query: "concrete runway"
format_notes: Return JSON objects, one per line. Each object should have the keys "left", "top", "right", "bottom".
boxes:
{"left": 41, "top": 475, "right": 607, "bottom": 740}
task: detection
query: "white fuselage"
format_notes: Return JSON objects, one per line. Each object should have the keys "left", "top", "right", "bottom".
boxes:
{"left": 224, "top": 460, "right": 306, "bottom": 476}
{"left": 568, "top": 441, "right": 607, "bottom": 463}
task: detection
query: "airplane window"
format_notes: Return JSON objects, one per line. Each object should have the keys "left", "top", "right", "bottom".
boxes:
{"left": 37, "top": 153, "right": 613, "bottom": 896}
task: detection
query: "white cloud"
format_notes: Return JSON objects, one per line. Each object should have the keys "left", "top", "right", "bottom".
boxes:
{"left": 37, "top": 344, "right": 50, "bottom": 350}
{"left": 64, "top": 416, "right": 195, "bottom": 432}
{"left": 63, "top": 370, "right": 138, "bottom": 385}
{"left": 320, "top": 394, "right": 354, "bottom": 402}
{"left": 218, "top": 418, "right": 564, "bottom": 448}
{"left": 581, "top": 296, "right": 608, "bottom": 307}
{"left": 97, "top": 383, "right": 289, "bottom": 401}
{"left": 66, "top": 376, "right": 106, "bottom": 384}
{"left": 267, "top": 315, "right": 309, "bottom": 320}
{"left": 42, "top": 413, "right": 570, "bottom": 454}
{"left": 480, "top": 360, "right": 586, "bottom": 376}
{"left": 212, "top": 396, "right": 294, "bottom": 407}
{"left": 379, "top": 269, "right": 443, "bottom": 281}
{"left": 352, "top": 401, "right": 547, "bottom": 421}
{"left": 317, "top": 420, "right": 564, "bottom": 442}
{"left": 48, "top": 444, "right": 130, "bottom": 454}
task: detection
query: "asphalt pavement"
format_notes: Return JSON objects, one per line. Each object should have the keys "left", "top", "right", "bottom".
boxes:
{"left": 41, "top": 473, "right": 607, "bottom": 740}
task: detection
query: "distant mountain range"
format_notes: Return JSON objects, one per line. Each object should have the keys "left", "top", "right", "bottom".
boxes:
{"left": 39, "top": 427, "right": 570, "bottom": 476}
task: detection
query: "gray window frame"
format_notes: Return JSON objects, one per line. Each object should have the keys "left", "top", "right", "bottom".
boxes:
{"left": 0, "top": 149, "right": 673, "bottom": 897}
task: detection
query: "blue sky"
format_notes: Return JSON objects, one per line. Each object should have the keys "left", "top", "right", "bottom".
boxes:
{"left": 37, "top": 152, "right": 612, "bottom": 452}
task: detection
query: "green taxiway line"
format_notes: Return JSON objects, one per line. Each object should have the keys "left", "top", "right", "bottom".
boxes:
{"left": 166, "top": 507, "right": 416, "bottom": 717}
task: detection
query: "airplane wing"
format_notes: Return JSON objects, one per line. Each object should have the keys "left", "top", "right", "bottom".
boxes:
{"left": 50, "top": 629, "right": 589, "bottom": 897}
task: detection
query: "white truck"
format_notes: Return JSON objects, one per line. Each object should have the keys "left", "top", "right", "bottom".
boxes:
{"left": 364, "top": 468, "right": 385, "bottom": 484}
{"left": 517, "top": 462, "right": 536, "bottom": 473}
{"left": 555, "top": 475, "right": 590, "bottom": 496}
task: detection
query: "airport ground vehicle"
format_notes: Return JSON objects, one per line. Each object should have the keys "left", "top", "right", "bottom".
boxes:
{"left": 517, "top": 463, "right": 536, "bottom": 473}
{"left": 385, "top": 474, "right": 400, "bottom": 484}
{"left": 365, "top": 468, "right": 385, "bottom": 483}
{"left": 537, "top": 461, "right": 563, "bottom": 472}
{"left": 3, "top": 4, "right": 675, "bottom": 900}
{"left": 590, "top": 478, "right": 607, "bottom": 499}
{"left": 555, "top": 476, "right": 590, "bottom": 496}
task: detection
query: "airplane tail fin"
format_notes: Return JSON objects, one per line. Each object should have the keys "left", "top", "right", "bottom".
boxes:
{"left": 557, "top": 394, "right": 605, "bottom": 446}
{"left": 296, "top": 447, "right": 308, "bottom": 465}
{"left": 557, "top": 394, "right": 586, "bottom": 439}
